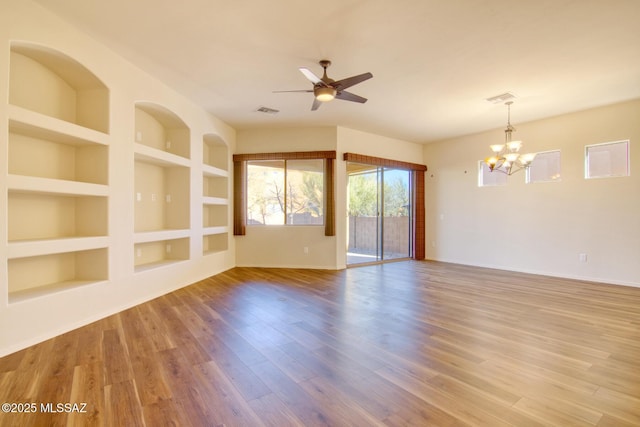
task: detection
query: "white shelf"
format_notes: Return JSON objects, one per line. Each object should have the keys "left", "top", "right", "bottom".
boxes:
{"left": 203, "top": 196, "right": 228, "bottom": 206}
{"left": 9, "top": 279, "right": 108, "bottom": 304}
{"left": 134, "top": 143, "right": 191, "bottom": 168}
{"left": 133, "top": 229, "right": 191, "bottom": 244}
{"left": 8, "top": 236, "right": 109, "bottom": 259}
{"left": 134, "top": 259, "right": 188, "bottom": 274}
{"left": 203, "top": 226, "right": 228, "bottom": 236}
{"left": 8, "top": 104, "right": 109, "bottom": 146}
{"left": 203, "top": 164, "right": 228, "bottom": 178}
{"left": 8, "top": 175, "right": 109, "bottom": 197}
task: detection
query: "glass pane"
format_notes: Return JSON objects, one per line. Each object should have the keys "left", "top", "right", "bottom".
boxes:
{"left": 478, "top": 161, "right": 507, "bottom": 186}
{"left": 247, "top": 160, "right": 285, "bottom": 225}
{"left": 526, "top": 150, "right": 561, "bottom": 183}
{"left": 586, "top": 140, "right": 629, "bottom": 178}
{"left": 383, "top": 168, "right": 411, "bottom": 260}
{"left": 347, "top": 164, "right": 380, "bottom": 264}
{"left": 285, "top": 159, "right": 324, "bottom": 225}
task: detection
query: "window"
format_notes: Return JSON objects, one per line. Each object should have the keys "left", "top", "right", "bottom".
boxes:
{"left": 247, "top": 159, "right": 324, "bottom": 225}
{"left": 585, "top": 140, "right": 629, "bottom": 179}
{"left": 526, "top": 150, "right": 561, "bottom": 183}
{"left": 478, "top": 161, "right": 507, "bottom": 187}
{"left": 233, "top": 151, "right": 336, "bottom": 236}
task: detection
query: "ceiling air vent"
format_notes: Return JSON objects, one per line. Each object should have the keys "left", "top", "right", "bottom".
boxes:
{"left": 255, "top": 106, "right": 279, "bottom": 114}
{"left": 486, "top": 92, "right": 516, "bottom": 104}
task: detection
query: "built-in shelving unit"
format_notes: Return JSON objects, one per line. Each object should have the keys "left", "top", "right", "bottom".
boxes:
{"left": 0, "top": 6, "right": 241, "bottom": 360}
{"left": 133, "top": 102, "right": 191, "bottom": 270}
{"left": 202, "top": 134, "right": 229, "bottom": 255}
{"left": 6, "top": 42, "right": 110, "bottom": 302}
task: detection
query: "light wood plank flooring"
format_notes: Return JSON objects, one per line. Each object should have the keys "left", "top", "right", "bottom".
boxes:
{"left": 1, "top": 261, "right": 639, "bottom": 426}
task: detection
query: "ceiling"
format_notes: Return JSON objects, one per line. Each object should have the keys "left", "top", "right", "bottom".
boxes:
{"left": 34, "top": 0, "right": 640, "bottom": 143}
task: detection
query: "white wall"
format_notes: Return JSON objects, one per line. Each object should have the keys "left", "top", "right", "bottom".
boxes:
{"left": 0, "top": 0, "right": 236, "bottom": 356}
{"left": 424, "top": 99, "right": 640, "bottom": 287}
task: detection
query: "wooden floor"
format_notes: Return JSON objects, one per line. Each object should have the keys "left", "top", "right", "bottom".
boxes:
{"left": 1, "top": 261, "right": 640, "bottom": 426}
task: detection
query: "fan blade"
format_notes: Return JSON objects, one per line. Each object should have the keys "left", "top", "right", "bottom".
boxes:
{"left": 335, "top": 90, "right": 367, "bottom": 103}
{"left": 299, "top": 67, "right": 323, "bottom": 85}
{"left": 273, "top": 89, "right": 313, "bottom": 93}
{"left": 311, "top": 98, "right": 322, "bottom": 111}
{"left": 332, "top": 72, "right": 373, "bottom": 90}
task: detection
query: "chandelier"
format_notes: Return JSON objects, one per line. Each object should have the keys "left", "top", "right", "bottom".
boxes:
{"left": 484, "top": 101, "right": 536, "bottom": 175}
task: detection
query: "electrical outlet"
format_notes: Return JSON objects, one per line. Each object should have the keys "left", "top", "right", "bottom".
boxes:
{"left": 136, "top": 248, "right": 142, "bottom": 257}
{"left": 136, "top": 192, "right": 142, "bottom": 202}
{"left": 304, "top": 246, "right": 309, "bottom": 254}
{"left": 579, "top": 253, "right": 588, "bottom": 263}
{"left": 166, "top": 194, "right": 171, "bottom": 203}
{"left": 151, "top": 193, "right": 156, "bottom": 202}
{"left": 166, "top": 140, "right": 171, "bottom": 149}
{"left": 166, "top": 244, "right": 172, "bottom": 253}
{"left": 135, "top": 131, "right": 142, "bottom": 142}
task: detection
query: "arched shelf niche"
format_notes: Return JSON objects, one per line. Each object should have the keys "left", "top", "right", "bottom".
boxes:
{"left": 9, "top": 41, "right": 110, "bottom": 133}
{"left": 134, "top": 102, "right": 191, "bottom": 159}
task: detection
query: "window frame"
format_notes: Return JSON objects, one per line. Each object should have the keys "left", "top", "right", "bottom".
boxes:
{"left": 478, "top": 160, "right": 508, "bottom": 187}
{"left": 526, "top": 149, "right": 562, "bottom": 184}
{"left": 585, "top": 139, "right": 630, "bottom": 179}
{"left": 246, "top": 158, "right": 325, "bottom": 226}
{"left": 233, "top": 151, "right": 336, "bottom": 236}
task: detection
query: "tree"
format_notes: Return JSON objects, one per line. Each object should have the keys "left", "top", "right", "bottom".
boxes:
{"left": 348, "top": 173, "right": 378, "bottom": 216}
{"left": 384, "top": 175, "right": 409, "bottom": 216}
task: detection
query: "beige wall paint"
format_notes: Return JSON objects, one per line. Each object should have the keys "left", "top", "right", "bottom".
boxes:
{"left": 424, "top": 99, "right": 640, "bottom": 286}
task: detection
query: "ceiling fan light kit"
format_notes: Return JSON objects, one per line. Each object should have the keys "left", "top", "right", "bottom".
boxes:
{"left": 314, "top": 86, "right": 337, "bottom": 102}
{"left": 274, "top": 59, "right": 373, "bottom": 110}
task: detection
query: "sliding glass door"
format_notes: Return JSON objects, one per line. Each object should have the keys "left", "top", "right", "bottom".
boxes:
{"left": 347, "top": 163, "right": 412, "bottom": 265}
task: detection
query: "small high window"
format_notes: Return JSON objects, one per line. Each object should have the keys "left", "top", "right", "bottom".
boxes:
{"left": 478, "top": 161, "right": 507, "bottom": 187}
{"left": 585, "top": 140, "right": 629, "bottom": 179}
{"left": 526, "top": 150, "right": 561, "bottom": 183}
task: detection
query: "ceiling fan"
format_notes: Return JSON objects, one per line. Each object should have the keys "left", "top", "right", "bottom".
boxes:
{"left": 274, "top": 60, "right": 373, "bottom": 110}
